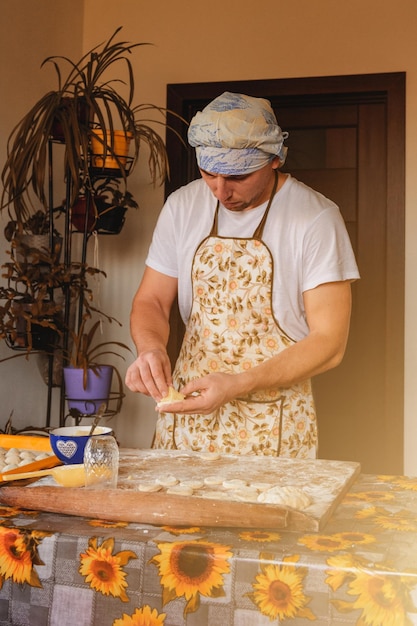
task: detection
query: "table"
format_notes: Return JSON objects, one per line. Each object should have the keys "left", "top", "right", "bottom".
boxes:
{"left": 0, "top": 473, "right": 416, "bottom": 625}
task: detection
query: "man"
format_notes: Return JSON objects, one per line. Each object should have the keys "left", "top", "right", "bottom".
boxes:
{"left": 125, "top": 92, "right": 360, "bottom": 457}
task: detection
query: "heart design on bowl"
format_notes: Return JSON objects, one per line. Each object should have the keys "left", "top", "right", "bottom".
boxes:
{"left": 56, "top": 440, "right": 78, "bottom": 459}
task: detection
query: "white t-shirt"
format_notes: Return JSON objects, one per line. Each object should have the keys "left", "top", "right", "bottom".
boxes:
{"left": 146, "top": 175, "right": 360, "bottom": 341}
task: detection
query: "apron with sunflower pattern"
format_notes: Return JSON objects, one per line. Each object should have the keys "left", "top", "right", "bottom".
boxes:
{"left": 153, "top": 176, "right": 318, "bottom": 457}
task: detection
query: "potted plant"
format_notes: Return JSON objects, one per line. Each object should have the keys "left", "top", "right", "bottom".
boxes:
{"left": 70, "top": 178, "right": 139, "bottom": 235}
{"left": 0, "top": 239, "right": 104, "bottom": 356}
{"left": 0, "top": 243, "right": 67, "bottom": 353}
{"left": 0, "top": 290, "right": 61, "bottom": 354}
{"left": 0, "top": 27, "right": 171, "bottom": 226}
{"left": 0, "top": 28, "right": 185, "bottom": 427}
{"left": 4, "top": 208, "right": 64, "bottom": 268}
{"left": 63, "top": 317, "right": 132, "bottom": 416}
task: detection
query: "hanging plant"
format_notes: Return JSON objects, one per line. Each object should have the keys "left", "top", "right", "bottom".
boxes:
{"left": 0, "top": 27, "right": 173, "bottom": 225}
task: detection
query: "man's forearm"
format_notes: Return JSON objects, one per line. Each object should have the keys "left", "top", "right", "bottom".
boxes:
{"left": 235, "top": 329, "right": 347, "bottom": 396}
{"left": 130, "top": 300, "right": 171, "bottom": 356}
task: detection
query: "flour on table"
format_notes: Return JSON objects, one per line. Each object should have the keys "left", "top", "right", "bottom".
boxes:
{"left": 166, "top": 485, "right": 194, "bottom": 496}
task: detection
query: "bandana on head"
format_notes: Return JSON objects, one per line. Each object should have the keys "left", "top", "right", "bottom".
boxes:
{"left": 188, "top": 92, "right": 288, "bottom": 175}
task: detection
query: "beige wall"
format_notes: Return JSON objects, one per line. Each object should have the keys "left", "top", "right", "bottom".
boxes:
{"left": 1, "top": 0, "right": 416, "bottom": 474}
{"left": 0, "top": 2, "right": 84, "bottom": 431}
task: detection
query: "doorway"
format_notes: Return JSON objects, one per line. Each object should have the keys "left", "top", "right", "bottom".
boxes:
{"left": 165, "top": 73, "right": 405, "bottom": 473}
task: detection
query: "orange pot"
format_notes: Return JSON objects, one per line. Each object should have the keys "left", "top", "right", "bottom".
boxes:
{"left": 90, "top": 130, "right": 133, "bottom": 170}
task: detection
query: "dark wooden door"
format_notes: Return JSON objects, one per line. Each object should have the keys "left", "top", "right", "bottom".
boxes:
{"left": 165, "top": 73, "right": 405, "bottom": 473}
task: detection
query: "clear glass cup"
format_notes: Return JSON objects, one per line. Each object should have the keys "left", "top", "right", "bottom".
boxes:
{"left": 84, "top": 435, "right": 119, "bottom": 489}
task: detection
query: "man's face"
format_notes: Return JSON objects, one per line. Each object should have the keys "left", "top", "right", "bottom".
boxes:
{"left": 199, "top": 158, "right": 280, "bottom": 212}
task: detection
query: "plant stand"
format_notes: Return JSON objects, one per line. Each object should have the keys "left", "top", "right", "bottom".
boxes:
{"left": 63, "top": 391, "right": 124, "bottom": 426}
{"left": 6, "top": 136, "right": 128, "bottom": 429}
{"left": 0, "top": 29, "right": 174, "bottom": 434}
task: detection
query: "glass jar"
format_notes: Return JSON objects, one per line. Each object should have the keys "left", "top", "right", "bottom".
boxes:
{"left": 83, "top": 434, "right": 119, "bottom": 489}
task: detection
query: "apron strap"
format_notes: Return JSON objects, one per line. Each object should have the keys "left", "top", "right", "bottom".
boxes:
{"left": 209, "top": 169, "right": 279, "bottom": 238}
{"left": 209, "top": 202, "right": 219, "bottom": 236}
{"left": 253, "top": 169, "right": 279, "bottom": 240}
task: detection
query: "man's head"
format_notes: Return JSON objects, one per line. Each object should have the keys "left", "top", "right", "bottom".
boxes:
{"left": 188, "top": 92, "right": 288, "bottom": 176}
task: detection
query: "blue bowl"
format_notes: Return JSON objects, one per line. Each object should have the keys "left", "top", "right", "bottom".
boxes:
{"left": 50, "top": 425, "right": 113, "bottom": 465}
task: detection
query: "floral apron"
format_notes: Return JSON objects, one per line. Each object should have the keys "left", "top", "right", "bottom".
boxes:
{"left": 153, "top": 175, "right": 318, "bottom": 457}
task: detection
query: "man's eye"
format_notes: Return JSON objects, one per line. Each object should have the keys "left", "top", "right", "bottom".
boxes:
{"left": 227, "top": 175, "right": 248, "bottom": 182}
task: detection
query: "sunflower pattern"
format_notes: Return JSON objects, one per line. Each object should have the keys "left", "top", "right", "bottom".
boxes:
{"left": 326, "top": 553, "right": 417, "bottom": 625}
{"left": 161, "top": 525, "right": 203, "bottom": 536}
{"left": 79, "top": 537, "right": 137, "bottom": 602}
{"left": 0, "top": 525, "right": 51, "bottom": 589}
{"left": 88, "top": 520, "right": 129, "bottom": 529}
{"left": 0, "top": 473, "right": 415, "bottom": 625}
{"left": 238, "top": 529, "right": 282, "bottom": 543}
{"left": 112, "top": 605, "right": 166, "bottom": 625}
{"left": 247, "top": 553, "right": 316, "bottom": 621}
{"left": 149, "top": 539, "right": 232, "bottom": 616}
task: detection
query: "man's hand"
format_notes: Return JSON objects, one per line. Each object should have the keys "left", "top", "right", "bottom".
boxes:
{"left": 155, "top": 372, "right": 240, "bottom": 414}
{"left": 126, "top": 267, "right": 178, "bottom": 401}
{"left": 125, "top": 348, "right": 172, "bottom": 401}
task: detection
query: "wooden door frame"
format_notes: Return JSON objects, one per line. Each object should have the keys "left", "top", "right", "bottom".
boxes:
{"left": 165, "top": 73, "right": 405, "bottom": 467}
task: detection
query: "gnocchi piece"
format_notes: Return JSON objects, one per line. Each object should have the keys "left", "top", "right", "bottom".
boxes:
{"left": 0, "top": 445, "right": 54, "bottom": 474}
{"left": 223, "top": 478, "right": 248, "bottom": 489}
{"left": 230, "top": 488, "right": 260, "bottom": 502}
{"left": 156, "top": 474, "right": 179, "bottom": 488}
{"left": 166, "top": 485, "right": 194, "bottom": 496}
{"left": 204, "top": 476, "right": 223, "bottom": 486}
{"left": 180, "top": 479, "right": 204, "bottom": 489}
{"left": 138, "top": 482, "right": 162, "bottom": 493}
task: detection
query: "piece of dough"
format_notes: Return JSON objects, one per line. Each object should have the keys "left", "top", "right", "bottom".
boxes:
{"left": 0, "top": 447, "right": 54, "bottom": 474}
{"left": 250, "top": 481, "right": 274, "bottom": 491}
{"left": 204, "top": 475, "right": 223, "bottom": 486}
{"left": 198, "top": 452, "right": 220, "bottom": 461}
{"left": 138, "top": 482, "right": 162, "bottom": 493}
{"left": 257, "top": 485, "right": 312, "bottom": 510}
{"left": 1, "top": 463, "right": 18, "bottom": 472}
{"left": 35, "top": 452, "right": 52, "bottom": 461}
{"left": 5, "top": 452, "right": 20, "bottom": 465}
{"left": 230, "top": 488, "right": 260, "bottom": 502}
{"left": 157, "top": 386, "right": 185, "bottom": 406}
{"left": 180, "top": 478, "right": 204, "bottom": 489}
{"left": 166, "top": 485, "right": 194, "bottom": 496}
{"left": 200, "top": 490, "right": 231, "bottom": 500}
{"left": 20, "top": 451, "right": 35, "bottom": 460}
{"left": 223, "top": 478, "right": 247, "bottom": 489}
{"left": 156, "top": 474, "right": 179, "bottom": 487}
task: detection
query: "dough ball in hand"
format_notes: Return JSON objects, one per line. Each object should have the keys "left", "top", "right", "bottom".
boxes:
{"left": 157, "top": 386, "right": 185, "bottom": 407}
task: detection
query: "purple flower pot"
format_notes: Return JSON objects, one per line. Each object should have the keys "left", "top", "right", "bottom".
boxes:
{"left": 63, "top": 365, "right": 113, "bottom": 416}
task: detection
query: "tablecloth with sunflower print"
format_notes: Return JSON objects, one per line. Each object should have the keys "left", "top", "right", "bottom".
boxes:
{"left": 0, "top": 473, "right": 416, "bottom": 626}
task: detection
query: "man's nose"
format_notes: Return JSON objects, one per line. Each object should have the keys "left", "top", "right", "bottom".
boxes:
{"left": 214, "top": 178, "right": 233, "bottom": 201}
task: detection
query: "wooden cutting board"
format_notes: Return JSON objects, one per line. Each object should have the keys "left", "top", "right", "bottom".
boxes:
{"left": 0, "top": 449, "right": 360, "bottom": 531}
